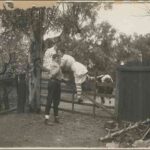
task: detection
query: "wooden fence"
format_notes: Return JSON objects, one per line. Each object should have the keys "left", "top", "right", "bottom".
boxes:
{"left": 0, "top": 74, "right": 27, "bottom": 114}
{"left": 0, "top": 74, "right": 115, "bottom": 117}
{"left": 40, "top": 77, "right": 115, "bottom": 117}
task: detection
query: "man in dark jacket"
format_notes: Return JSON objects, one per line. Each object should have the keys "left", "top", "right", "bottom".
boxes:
{"left": 44, "top": 54, "right": 62, "bottom": 125}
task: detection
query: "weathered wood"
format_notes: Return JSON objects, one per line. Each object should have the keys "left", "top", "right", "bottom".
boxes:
{"left": 16, "top": 74, "right": 27, "bottom": 113}
{"left": 116, "top": 64, "right": 150, "bottom": 121}
{"left": 96, "top": 93, "right": 115, "bottom": 98}
{"left": 40, "top": 94, "right": 99, "bottom": 107}
{"left": 99, "top": 119, "right": 150, "bottom": 141}
{"left": 82, "top": 93, "right": 114, "bottom": 116}
{"left": 0, "top": 78, "right": 15, "bottom": 111}
{"left": 41, "top": 83, "right": 115, "bottom": 98}
{"left": 0, "top": 107, "right": 17, "bottom": 115}
{"left": 40, "top": 74, "right": 115, "bottom": 118}
{"left": 72, "top": 92, "right": 75, "bottom": 113}
{"left": 41, "top": 78, "right": 114, "bottom": 88}
{"left": 40, "top": 104, "right": 113, "bottom": 119}
{"left": 41, "top": 77, "right": 114, "bottom": 116}
{"left": 28, "top": 8, "right": 45, "bottom": 113}
{"left": 3, "top": 86, "right": 9, "bottom": 110}
{"left": 100, "top": 125, "right": 136, "bottom": 141}
{"left": 93, "top": 77, "right": 97, "bottom": 117}
{"left": 96, "top": 82, "right": 114, "bottom": 88}
{"left": 142, "top": 127, "right": 150, "bottom": 140}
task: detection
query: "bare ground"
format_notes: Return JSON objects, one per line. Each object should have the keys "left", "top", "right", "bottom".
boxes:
{"left": 0, "top": 84, "right": 115, "bottom": 148}
{"left": 0, "top": 109, "right": 111, "bottom": 148}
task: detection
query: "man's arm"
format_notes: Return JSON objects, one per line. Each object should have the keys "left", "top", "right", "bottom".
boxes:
{"left": 50, "top": 64, "right": 60, "bottom": 77}
{"left": 38, "top": 63, "right": 50, "bottom": 72}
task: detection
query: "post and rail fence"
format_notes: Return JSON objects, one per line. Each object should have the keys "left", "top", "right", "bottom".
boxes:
{"left": 40, "top": 75, "right": 115, "bottom": 118}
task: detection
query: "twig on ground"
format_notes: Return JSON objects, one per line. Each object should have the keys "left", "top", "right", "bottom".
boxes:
{"left": 99, "top": 119, "right": 150, "bottom": 142}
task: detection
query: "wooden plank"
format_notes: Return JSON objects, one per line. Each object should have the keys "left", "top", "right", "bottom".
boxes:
{"left": 41, "top": 86, "right": 75, "bottom": 93}
{"left": 41, "top": 79, "right": 115, "bottom": 98}
{"left": 40, "top": 78, "right": 114, "bottom": 117}
{"left": 41, "top": 82, "right": 75, "bottom": 90}
{"left": 40, "top": 89, "right": 115, "bottom": 98}
{"left": 99, "top": 119, "right": 150, "bottom": 141}
{"left": 40, "top": 95, "right": 99, "bottom": 107}
{"left": 0, "top": 107, "right": 17, "bottom": 115}
{"left": 96, "top": 93, "right": 115, "bottom": 98}
{"left": 41, "top": 78, "right": 49, "bottom": 82}
{"left": 82, "top": 91, "right": 115, "bottom": 98}
{"left": 41, "top": 92, "right": 115, "bottom": 108}
{"left": 41, "top": 78, "right": 114, "bottom": 87}
{"left": 72, "top": 93, "right": 75, "bottom": 113}
{"left": 40, "top": 104, "right": 113, "bottom": 119}
{"left": 93, "top": 78, "right": 97, "bottom": 117}
{"left": 41, "top": 78, "right": 74, "bottom": 86}
{"left": 82, "top": 94, "right": 114, "bottom": 116}
{"left": 96, "top": 82, "right": 114, "bottom": 87}
{"left": 82, "top": 91, "right": 95, "bottom": 95}
{"left": 41, "top": 88, "right": 115, "bottom": 99}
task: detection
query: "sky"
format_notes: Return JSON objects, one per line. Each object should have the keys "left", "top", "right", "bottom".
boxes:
{"left": 44, "top": 2, "right": 150, "bottom": 40}
{"left": 96, "top": 2, "right": 150, "bottom": 35}
{"left": 1, "top": 1, "right": 150, "bottom": 37}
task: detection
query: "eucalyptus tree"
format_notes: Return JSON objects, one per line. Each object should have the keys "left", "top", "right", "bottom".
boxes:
{"left": 133, "top": 33, "right": 150, "bottom": 63}
{"left": 115, "top": 33, "right": 141, "bottom": 65}
{"left": 0, "top": 2, "right": 107, "bottom": 112}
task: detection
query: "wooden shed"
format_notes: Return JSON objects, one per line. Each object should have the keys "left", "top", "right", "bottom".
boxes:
{"left": 115, "top": 62, "right": 150, "bottom": 122}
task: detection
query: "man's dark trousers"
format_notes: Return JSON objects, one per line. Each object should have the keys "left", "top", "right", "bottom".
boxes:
{"left": 45, "top": 79, "right": 61, "bottom": 117}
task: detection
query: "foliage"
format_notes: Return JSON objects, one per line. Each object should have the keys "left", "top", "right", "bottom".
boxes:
{"left": 115, "top": 33, "right": 140, "bottom": 64}
{"left": 0, "top": 30, "right": 29, "bottom": 76}
{"left": 56, "top": 21, "right": 117, "bottom": 76}
{"left": 1, "top": 2, "right": 147, "bottom": 79}
{"left": 133, "top": 33, "right": 150, "bottom": 61}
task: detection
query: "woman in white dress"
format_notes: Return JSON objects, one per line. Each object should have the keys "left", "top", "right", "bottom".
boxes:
{"left": 58, "top": 49, "right": 89, "bottom": 103}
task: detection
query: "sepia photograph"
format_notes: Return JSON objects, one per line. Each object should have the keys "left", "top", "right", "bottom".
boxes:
{"left": 0, "top": 0, "right": 150, "bottom": 148}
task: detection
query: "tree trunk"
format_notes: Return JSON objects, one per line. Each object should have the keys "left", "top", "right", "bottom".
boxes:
{"left": 27, "top": 8, "right": 62, "bottom": 113}
{"left": 28, "top": 31, "right": 43, "bottom": 113}
{"left": 28, "top": 8, "right": 45, "bottom": 113}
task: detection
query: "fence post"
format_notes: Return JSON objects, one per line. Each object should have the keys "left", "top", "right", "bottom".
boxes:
{"left": 72, "top": 91, "right": 75, "bottom": 113}
{"left": 16, "top": 73, "right": 27, "bottom": 113}
{"left": 3, "top": 86, "right": 9, "bottom": 110}
{"left": 115, "top": 70, "right": 119, "bottom": 119}
{"left": 93, "top": 74, "right": 97, "bottom": 118}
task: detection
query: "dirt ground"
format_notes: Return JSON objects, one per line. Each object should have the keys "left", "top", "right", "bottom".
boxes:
{"left": 0, "top": 109, "right": 110, "bottom": 148}
{"left": 0, "top": 79, "right": 149, "bottom": 148}
{"left": 0, "top": 84, "right": 149, "bottom": 148}
{"left": 0, "top": 82, "right": 116, "bottom": 148}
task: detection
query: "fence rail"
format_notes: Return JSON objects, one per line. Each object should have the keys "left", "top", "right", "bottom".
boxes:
{"left": 40, "top": 77, "right": 115, "bottom": 117}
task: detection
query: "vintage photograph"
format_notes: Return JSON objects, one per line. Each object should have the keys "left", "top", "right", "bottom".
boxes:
{"left": 0, "top": 0, "right": 150, "bottom": 148}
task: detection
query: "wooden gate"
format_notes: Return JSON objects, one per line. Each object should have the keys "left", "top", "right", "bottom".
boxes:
{"left": 40, "top": 73, "right": 115, "bottom": 118}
